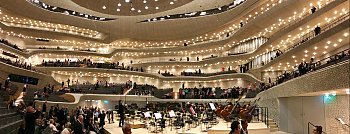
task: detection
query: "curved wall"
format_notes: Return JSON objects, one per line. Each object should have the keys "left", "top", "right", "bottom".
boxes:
{"left": 257, "top": 61, "right": 350, "bottom": 133}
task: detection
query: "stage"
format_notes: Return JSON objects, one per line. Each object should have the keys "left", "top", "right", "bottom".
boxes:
{"left": 104, "top": 117, "right": 289, "bottom": 134}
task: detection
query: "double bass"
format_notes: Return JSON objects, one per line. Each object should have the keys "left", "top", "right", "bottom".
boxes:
{"left": 222, "top": 97, "right": 242, "bottom": 122}
{"left": 240, "top": 98, "right": 260, "bottom": 122}
{"left": 219, "top": 102, "right": 233, "bottom": 118}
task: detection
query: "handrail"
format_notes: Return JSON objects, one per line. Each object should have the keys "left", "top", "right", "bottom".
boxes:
{"left": 308, "top": 122, "right": 327, "bottom": 134}
{"left": 335, "top": 118, "right": 350, "bottom": 128}
{"left": 283, "top": 12, "right": 349, "bottom": 53}
{"left": 250, "top": 12, "right": 349, "bottom": 70}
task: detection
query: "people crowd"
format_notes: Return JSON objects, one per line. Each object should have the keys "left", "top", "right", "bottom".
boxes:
{"left": 0, "top": 38, "right": 25, "bottom": 51}
{"left": 37, "top": 46, "right": 97, "bottom": 52}
{"left": 17, "top": 100, "right": 117, "bottom": 134}
{"left": 41, "top": 59, "right": 144, "bottom": 72}
{"left": 179, "top": 87, "right": 216, "bottom": 99}
{"left": 0, "top": 56, "right": 38, "bottom": 72}
{"left": 257, "top": 49, "right": 350, "bottom": 93}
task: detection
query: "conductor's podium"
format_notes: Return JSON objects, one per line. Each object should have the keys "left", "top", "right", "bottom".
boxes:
{"left": 130, "top": 121, "right": 146, "bottom": 129}
{"left": 207, "top": 122, "right": 270, "bottom": 134}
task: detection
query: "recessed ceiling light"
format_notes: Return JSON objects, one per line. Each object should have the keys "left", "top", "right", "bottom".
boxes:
{"left": 102, "top": 6, "right": 106, "bottom": 9}
{"left": 170, "top": 1, "right": 174, "bottom": 4}
{"left": 131, "top": 7, "right": 135, "bottom": 11}
{"left": 143, "top": 0, "right": 147, "bottom": 3}
{"left": 145, "top": 6, "right": 148, "bottom": 9}
{"left": 155, "top": 7, "right": 159, "bottom": 10}
{"left": 327, "top": 41, "right": 331, "bottom": 44}
{"left": 138, "top": 10, "right": 141, "bottom": 13}
{"left": 344, "top": 33, "right": 349, "bottom": 37}
{"left": 118, "top": 3, "right": 122, "bottom": 6}
{"left": 333, "top": 43, "right": 338, "bottom": 47}
{"left": 117, "top": 8, "right": 120, "bottom": 12}
{"left": 125, "top": 0, "right": 130, "bottom": 3}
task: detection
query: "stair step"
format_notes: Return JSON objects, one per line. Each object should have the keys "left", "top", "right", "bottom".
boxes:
{"left": 270, "top": 128, "right": 279, "bottom": 132}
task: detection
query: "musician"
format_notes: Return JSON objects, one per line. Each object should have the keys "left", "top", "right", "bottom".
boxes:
{"left": 122, "top": 123, "right": 132, "bottom": 134}
{"left": 240, "top": 120, "right": 248, "bottom": 134}
{"left": 118, "top": 100, "right": 126, "bottom": 127}
{"left": 230, "top": 121, "right": 241, "bottom": 134}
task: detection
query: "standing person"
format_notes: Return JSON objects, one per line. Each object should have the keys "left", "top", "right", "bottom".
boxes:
{"left": 73, "top": 115, "right": 85, "bottom": 134}
{"left": 240, "top": 120, "right": 248, "bottom": 134}
{"left": 67, "top": 78, "right": 70, "bottom": 87}
{"left": 42, "top": 101, "right": 47, "bottom": 117}
{"left": 99, "top": 110, "right": 106, "bottom": 128}
{"left": 111, "top": 109, "right": 114, "bottom": 123}
{"left": 229, "top": 121, "right": 240, "bottom": 134}
{"left": 118, "top": 100, "right": 125, "bottom": 127}
{"left": 23, "top": 84, "right": 27, "bottom": 92}
{"left": 24, "top": 105, "right": 38, "bottom": 134}
{"left": 107, "top": 109, "right": 111, "bottom": 124}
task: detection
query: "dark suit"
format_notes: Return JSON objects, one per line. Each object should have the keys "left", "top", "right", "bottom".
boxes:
{"left": 25, "top": 112, "right": 38, "bottom": 134}
{"left": 99, "top": 113, "right": 106, "bottom": 128}
{"left": 118, "top": 104, "right": 125, "bottom": 127}
{"left": 73, "top": 121, "right": 84, "bottom": 134}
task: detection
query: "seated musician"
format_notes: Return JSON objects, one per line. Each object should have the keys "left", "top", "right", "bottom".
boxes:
{"left": 122, "top": 123, "right": 132, "bottom": 134}
{"left": 229, "top": 121, "right": 240, "bottom": 134}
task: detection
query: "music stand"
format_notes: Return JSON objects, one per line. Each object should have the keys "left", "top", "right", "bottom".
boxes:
{"left": 154, "top": 113, "right": 162, "bottom": 120}
{"left": 209, "top": 103, "right": 216, "bottom": 110}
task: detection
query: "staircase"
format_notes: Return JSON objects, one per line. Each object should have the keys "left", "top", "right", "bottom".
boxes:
{"left": 268, "top": 118, "right": 279, "bottom": 132}
{"left": 0, "top": 98, "right": 23, "bottom": 134}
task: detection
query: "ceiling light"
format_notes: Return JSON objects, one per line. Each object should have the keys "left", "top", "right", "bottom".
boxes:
{"left": 327, "top": 41, "right": 331, "bottom": 44}
{"left": 131, "top": 7, "right": 135, "bottom": 11}
{"left": 333, "top": 44, "right": 338, "bottom": 47}
{"left": 145, "top": 6, "right": 148, "bottom": 9}
{"left": 117, "top": 9, "right": 120, "bottom": 11}
{"left": 325, "top": 46, "right": 328, "bottom": 49}
{"left": 314, "top": 46, "right": 318, "bottom": 50}
{"left": 338, "top": 39, "right": 342, "bottom": 42}
{"left": 155, "top": 7, "right": 159, "bottom": 10}
{"left": 125, "top": 0, "right": 130, "bottom": 2}
{"left": 138, "top": 10, "right": 141, "bottom": 13}
{"left": 143, "top": 0, "right": 147, "bottom": 3}
{"left": 170, "top": 1, "right": 174, "bottom": 4}
{"left": 344, "top": 33, "right": 349, "bottom": 37}
{"left": 102, "top": 6, "right": 106, "bottom": 9}
{"left": 118, "top": 3, "right": 122, "bottom": 6}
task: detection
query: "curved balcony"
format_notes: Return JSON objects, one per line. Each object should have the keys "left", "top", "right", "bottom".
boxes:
{"left": 0, "top": 0, "right": 342, "bottom": 62}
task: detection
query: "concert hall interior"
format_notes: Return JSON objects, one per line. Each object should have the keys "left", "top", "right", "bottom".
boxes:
{"left": 0, "top": 0, "right": 349, "bottom": 134}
